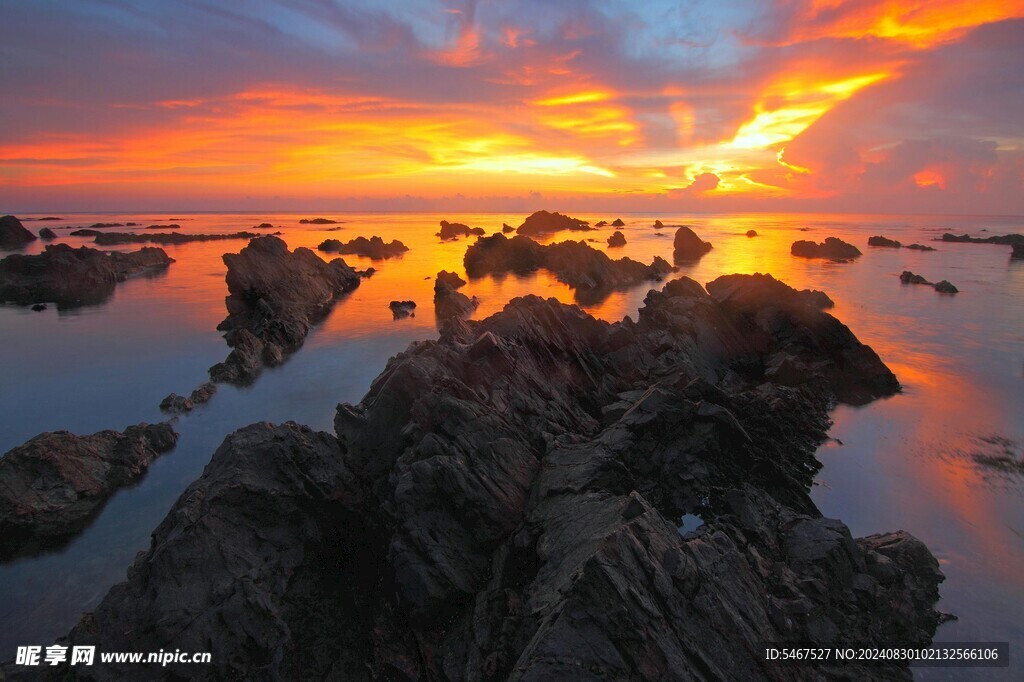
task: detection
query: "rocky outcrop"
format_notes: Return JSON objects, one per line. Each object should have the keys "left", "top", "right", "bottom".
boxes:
{"left": 434, "top": 270, "right": 478, "bottom": 322}
{"left": 746, "top": 229, "right": 758, "bottom": 237}
{"left": 899, "top": 271, "right": 958, "bottom": 294}
{"left": 69, "top": 229, "right": 102, "bottom": 237}
{"left": 607, "top": 230, "right": 626, "bottom": 247}
{"left": 940, "top": 232, "right": 1023, "bottom": 246}
{"left": 869, "top": 236, "right": 935, "bottom": 251}
{"left": 516, "top": 210, "right": 591, "bottom": 236}
{"left": 143, "top": 224, "right": 181, "bottom": 230}
{"left": 437, "top": 221, "right": 485, "bottom": 240}
{"left": 0, "top": 244, "right": 174, "bottom": 308}
{"left": 319, "top": 236, "right": 409, "bottom": 259}
{"left": 299, "top": 218, "right": 339, "bottom": 224}
{"left": 654, "top": 219, "right": 664, "bottom": 229}
{"left": 464, "top": 233, "right": 675, "bottom": 304}
{"left": 160, "top": 382, "right": 217, "bottom": 414}
{"left": 253, "top": 222, "right": 274, "bottom": 229}
{"left": 209, "top": 236, "right": 361, "bottom": 385}
{"left": 612, "top": 218, "right": 625, "bottom": 227}
{"left": 0, "top": 215, "right": 38, "bottom": 249}
{"left": 389, "top": 300, "right": 417, "bottom": 319}
{"left": 502, "top": 223, "right": 515, "bottom": 234}
{"left": 38, "top": 227, "right": 58, "bottom": 240}
{"left": 706, "top": 272, "right": 834, "bottom": 310}
{"left": 94, "top": 231, "right": 261, "bottom": 246}
{"left": 791, "top": 237, "right": 862, "bottom": 261}
{"left": 594, "top": 220, "right": 608, "bottom": 227}
{"left": 54, "top": 274, "right": 939, "bottom": 680}
{"left": 673, "top": 225, "right": 713, "bottom": 261}
{"left": 0, "top": 423, "right": 178, "bottom": 560}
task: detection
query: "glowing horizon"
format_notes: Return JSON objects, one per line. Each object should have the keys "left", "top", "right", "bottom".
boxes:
{"left": 1, "top": 1, "right": 1023, "bottom": 213}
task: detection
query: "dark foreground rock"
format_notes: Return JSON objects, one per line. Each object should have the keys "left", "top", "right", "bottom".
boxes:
{"left": 791, "top": 237, "right": 862, "bottom": 260}
{"left": 389, "top": 300, "right": 417, "bottom": 319}
{"left": 319, "top": 235, "right": 409, "bottom": 259}
{"left": 465, "top": 233, "right": 675, "bottom": 304}
{"left": 0, "top": 244, "right": 174, "bottom": 308}
{"left": 0, "top": 423, "right": 177, "bottom": 560}
{"left": 209, "top": 236, "right": 360, "bottom": 384}
{"left": 0, "top": 215, "right": 38, "bottom": 249}
{"left": 607, "top": 230, "right": 626, "bottom": 247}
{"left": 1013, "top": 243, "right": 1024, "bottom": 259}
{"left": 48, "top": 274, "right": 939, "bottom": 680}
{"left": 94, "top": 231, "right": 261, "bottom": 246}
{"left": 673, "top": 225, "right": 713, "bottom": 261}
{"left": 38, "top": 227, "right": 58, "bottom": 241}
{"left": 434, "top": 270, "right": 478, "bottom": 321}
{"left": 437, "top": 220, "right": 485, "bottom": 240}
{"left": 517, "top": 210, "right": 591, "bottom": 236}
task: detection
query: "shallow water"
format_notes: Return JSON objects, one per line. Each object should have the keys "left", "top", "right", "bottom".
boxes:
{"left": 1, "top": 211, "right": 1021, "bottom": 677}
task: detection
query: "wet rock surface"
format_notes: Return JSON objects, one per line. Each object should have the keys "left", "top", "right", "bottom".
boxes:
{"left": 464, "top": 233, "right": 675, "bottom": 304}
{"left": 319, "top": 235, "right": 409, "bottom": 259}
{"left": 516, "top": 210, "right": 592, "bottom": 236}
{"left": 159, "top": 382, "right": 218, "bottom": 414}
{"left": 0, "top": 215, "right": 38, "bottom": 250}
{"left": 791, "top": 237, "right": 862, "bottom": 261}
{"left": 209, "top": 236, "right": 361, "bottom": 385}
{"left": 437, "top": 220, "right": 485, "bottom": 240}
{"left": 94, "top": 231, "right": 262, "bottom": 246}
{"left": 46, "top": 274, "right": 941, "bottom": 680}
{"left": 672, "top": 225, "right": 713, "bottom": 261}
{"left": 0, "top": 244, "right": 174, "bottom": 308}
{"left": 434, "top": 270, "right": 478, "bottom": 322}
{"left": 0, "top": 423, "right": 178, "bottom": 560}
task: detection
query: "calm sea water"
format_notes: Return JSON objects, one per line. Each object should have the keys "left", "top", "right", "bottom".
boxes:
{"left": 1, "top": 212, "right": 1021, "bottom": 679}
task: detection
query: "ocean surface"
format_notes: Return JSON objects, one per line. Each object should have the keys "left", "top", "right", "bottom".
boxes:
{"left": 1, "top": 211, "right": 1021, "bottom": 679}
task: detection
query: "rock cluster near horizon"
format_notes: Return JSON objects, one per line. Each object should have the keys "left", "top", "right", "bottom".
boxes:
{"left": 464, "top": 232, "right": 674, "bottom": 304}
{"left": 0, "top": 423, "right": 178, "bottom": 561}
{"left": 0, "top": 243, "right": 174, "bottom": 308}
{"left": 516, "top": 210, "right": 592, "bottom": 236}
{"left": 791, "top": 237, "right": 862, "bottom": 260}
{"left": 318, "top": 235, "right": 409, "bottom": 259}
{"left": 49, "top": 273, "right": 942, "bottom": 680}
{"left": 208, "top": 236, "right": 361, "bottom": 384}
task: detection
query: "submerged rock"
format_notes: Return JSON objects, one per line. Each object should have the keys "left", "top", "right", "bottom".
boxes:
{"left": 0, "top": 215, "right": 38, "bottom": 249}
{"left": 319, "top": 235, "right": 409, "bottom": 259}
{"left": 389, "top": 300, "right": 417, "bottom": 319}
{"left": 209, "top": 236, "right": 360, "bottom": 385}
{"left": 434, "top": 270, "right": 478, "bottom": 321}
{"left": 0, "top": 244, "right": 174, "bottom": 308}
{"left": 0, "top": 423, "right": 178, "bottom": 560}
{"left": 906, "top": 243, "right": 937, "bottom": 251}
{"left": 55, "top": 275, "right": 939, "bottom": 680}
{"left": 516, "top": 210, "right": 591, "bottom": 236}
{"left": 673, "top": 225, "right": 713, "bottom": 261}
{"left": 94, "top": 231, "right": 261, "bottom": 246}
{"left": 38, "top": 227, "right": 58, "bottom": 241}
{"left": 464, "top": 233, "right": 675, "bottom": 304}
{"left": 607, "top": 230, "right": 626, "bottom": 247}
{"left": 160, "top": 382, "right": 218, "bottom": 414}
{"left": 791, "top": 237, "right": 862, "bottom": 260}
{"left": 437, "top": 220, "right": 485, "bottom": 240}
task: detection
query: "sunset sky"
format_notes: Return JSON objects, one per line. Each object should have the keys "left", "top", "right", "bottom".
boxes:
{"left": 2, "top": 0, "right": 1023, "bottom": 213}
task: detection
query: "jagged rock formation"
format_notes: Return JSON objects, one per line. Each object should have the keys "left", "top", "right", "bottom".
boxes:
{"left": 51, "top": 275, "right": 940, "bottom": 680}
{"left": 38, "top": 227, "right": 58, "bottom": 240}
{"left": 595, "top": 220, "right": 609, "bottom": 227}
{"left": 0, "top": 423, "right": 178, "bottom": 560}
{"left": 502, "top": 223, "right": 515, "bottom": 234}
{"left": 208, "top": 236, "right": 361, "bottom": 384}
{"left": 437, "top": 221, "right": 485, "bottom": 240}
{"left": 0, "top": 215, "right": 38, "bottom": 249}
{"left": 0, "top": 244, "right": 174, "bottom": 308}
{"left": 160, "top": 383, "right": 217, "bottom": 414}
{"left": 868, "top": 236, "right": 936, "bottom": 251}
{"left": 899, "top": 271, "right": 958, "bottom": 294}
{"left": 673, "top": 225, "right": 713, "bottom": 261}
{"left": 389, "top": 300, "right": 417, "bottom": 319}
{"left": 94, "top": 231, "right": 261, "bottom": 246}
{"left": 319, "top": 236, "right": 409, "bottom": 259}
{"left": 612, "top": 218, "right": 625, "bottom": 227}
{"left": 791, "top": 237, "right": 862, "bottom": 261}
{"left": 516, "top": 210, "right": 591, "bottom": 236}
{"left": 607, "top": 230, "right": 626, "bottom": 247}
{"left": 464, "top": 233, "right": 675, "bottom": 304}
{"left": 940, "top": 232, "right": 1023, "bottom": 246}
{"left": 434, "top": 270, "right": 478, "bottom": 321}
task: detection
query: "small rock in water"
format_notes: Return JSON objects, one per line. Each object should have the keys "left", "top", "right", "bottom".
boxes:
{"left": 389, "top": 300, "right": 417, "bottom": 319}
{"left": 746, "top": 230, "right": 757, "bottom": 237}
{"left": 31, "top": 303, "right": 47, "bottom": 311}
{"left": 607, "top": 230, "right": 626, "bottom": 247}
{"left": 934, "top": 280, "right": 958, "bottom": 294}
